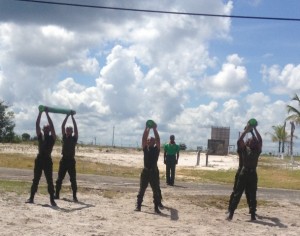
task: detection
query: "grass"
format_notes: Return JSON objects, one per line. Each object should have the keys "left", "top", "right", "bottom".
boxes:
{"left": 1, "top": 152, "right": 300, "bottom": 191}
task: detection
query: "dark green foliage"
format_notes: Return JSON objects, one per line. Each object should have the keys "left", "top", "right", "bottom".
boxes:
{"left": 0, "top": 101, "right": 16, "bottom": 142}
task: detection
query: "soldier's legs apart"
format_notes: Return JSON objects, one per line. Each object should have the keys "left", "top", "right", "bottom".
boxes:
{"left": 68, "top": 161, "right": 78, "bottom": 202}
{"left": 227, "top": 172, "right": 246, "bottom": 220}
{"left": 55, "top": 160, "right": 67, "bottom": 199}
{"left": 44, "top": 159, "right": 56, "bottom": 206}
{"left": 135, "top": 169, "right": 149, "bottom": 211}
{"left": 26, "top": 158, "right": 43, "bottom": 203}
{"left": 150, "top": 169, "right": 162, "bottom": 213}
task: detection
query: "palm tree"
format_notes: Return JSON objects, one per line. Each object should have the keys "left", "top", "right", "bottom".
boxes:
{"left": 286, "top": 94, "right": 300, "bottom": 156}
{"left": 265, "top": 125, "right": 290, "bottom": 154}
{"left": 286, "top": 94, "right": 300, "bottom": 124}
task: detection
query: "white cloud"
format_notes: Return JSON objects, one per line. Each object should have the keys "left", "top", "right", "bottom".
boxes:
{"left": 262, "top": 64, "right": 300, "bottom": 95}
{"left": 200, "top": 54, "right": 249, "bottom": 98}
{"left": 1, "top": 0, "right": 299, "bottom": 152}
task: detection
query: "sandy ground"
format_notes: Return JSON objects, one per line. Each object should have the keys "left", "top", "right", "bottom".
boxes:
{"left": 1, "top": 144, "right": 300, "bottom": 236}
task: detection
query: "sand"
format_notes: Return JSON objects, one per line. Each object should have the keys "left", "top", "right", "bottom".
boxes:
{"left": 1, "top": 144, "right": 300, "bottom": 236}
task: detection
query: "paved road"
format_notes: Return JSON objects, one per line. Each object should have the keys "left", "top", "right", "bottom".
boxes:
{"left": 1, "top": 167, "right": 300, "bottom": 203}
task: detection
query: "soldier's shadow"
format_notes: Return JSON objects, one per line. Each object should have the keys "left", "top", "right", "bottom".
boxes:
{"left": 164, "top": 206, "right": 179, "bottom": 221}
{"left": 251, "top": 214, "right": 287, "bottom": 228}
{"left": 40, "top": 198, "right": 95, "bottom": 213}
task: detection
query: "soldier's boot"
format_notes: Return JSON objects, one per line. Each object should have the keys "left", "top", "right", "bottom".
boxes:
{"left": 251, "top": 212, "right": 256, "bottom": 221}
{"left": 158, "top": 202, "right": 164, "bottom": 209}
{"left": 154, "top": 204, "right": 161, "bottom": 214}
{"left": 50, "top": 195, "right": 57, "bottom": 207}
{"left": 226, "top": 210, "right": 234, "bottom": 221}
{"left": 134, "top": 203, "right": 141, "bottom": 212}
{"left": 25, "top": 193, "right": 34, "bottom": 204}
{"left": 73, "top": 192, "right": 78, "bottom": 202}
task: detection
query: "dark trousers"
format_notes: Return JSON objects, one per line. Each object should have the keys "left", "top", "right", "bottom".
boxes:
{"left": 228, "top": 167, "right": 250, "bottom": 209}
{"left": 30, "top": 157, "right": 55, "bottom": 197}
{"left": 166, "top": 155, "right": 176, "bottom": 185}
{"left": 229, "top": 167, "right": 258, "bottom": 214}
{"left": 55, "top": 158, "right": 77, "bottom": 197}
{"left": 137, "top": 168, "right": 161, "bottom": 206}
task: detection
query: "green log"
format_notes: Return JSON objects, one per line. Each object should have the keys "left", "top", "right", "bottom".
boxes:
{"left": 38, "top": 105, "right": 76, "bottom": 115}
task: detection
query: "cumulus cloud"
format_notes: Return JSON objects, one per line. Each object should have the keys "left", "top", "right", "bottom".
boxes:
{"left": 261, "top": 64, "right": 300, "bottom": 95}
{"left": 200, "top": 54, "right": 249, "bottom": 98}
{"left": 0, "top": 0, "right": 298, "bottom": 151}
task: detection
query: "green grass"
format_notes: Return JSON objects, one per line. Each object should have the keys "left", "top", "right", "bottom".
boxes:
{"left": 1, "top": 152, "right": 300, "bottom": 190}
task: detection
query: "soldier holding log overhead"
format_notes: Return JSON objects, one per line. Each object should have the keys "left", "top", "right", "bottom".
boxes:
{"left": 26, "top": 107, "right": 57, "bottom": 206}
{"left": 55, "top": 111, "right": 79, "bottom": 202}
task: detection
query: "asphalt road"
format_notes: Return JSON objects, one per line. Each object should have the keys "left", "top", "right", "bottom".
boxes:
{"left": 1, "top": 167, "right": 300, "bottom": 203}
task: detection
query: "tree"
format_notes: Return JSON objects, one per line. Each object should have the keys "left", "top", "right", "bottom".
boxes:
{"left": 265, "top": 125, "right": 290, "bottom": 154}
{"left": 179, "top": 143, "right": 187, "bottom": 151}
{"left": 0, "top": 101, "right": 16, "bottom": 142}
{"left": 22, "top": 133, "right": 31, "bottom": 141}
{"left": 286, "top": 94, "right": 300, "bottom": 124}
{"left": 286, "top": 94, "right": 300, "bottom": 157}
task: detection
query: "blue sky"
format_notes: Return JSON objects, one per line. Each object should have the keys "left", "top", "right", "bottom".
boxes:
{"left": 0, "top": 0, "right": 300, "bottom": 154}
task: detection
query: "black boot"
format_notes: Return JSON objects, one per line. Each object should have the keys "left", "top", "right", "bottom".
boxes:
{"left": 226, "top": 210, "right": 234, "bottom": 221}
{"left": 154, "top": 204, "right": 161, "bottom": 214}
{"left": 25, "top": 197, "right": 34, "bottom": 204}
{"left": 134, "top": 203, "right": 141, "bottom": 212}
{"left": 25, "top": 193, "right": 34, "bottom": 204}
{"left": 251, "top": 212, "right": 256, "bottom": 221}
{"left": 158, "top": 202, "right": 164, "bottom": 209}
{"left": 73, "top": 192, "right": 78, "bottom": 202}
{"left": 50, "top": 195, "right": 57, "bottom": 207}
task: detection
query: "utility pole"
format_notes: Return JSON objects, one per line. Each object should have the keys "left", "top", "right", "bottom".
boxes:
{"left": 112, "top": 125, "right": 115, "bottom": 147}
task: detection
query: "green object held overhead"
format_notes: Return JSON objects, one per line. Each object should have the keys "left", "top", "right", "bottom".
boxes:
{"left": 248, "top": 118, "right": 258, "bottom": 127}
{"left": 38, "top": 105, "right": 76, "bottom": 115}
{"left": 146, "top": 120, "right": 155, "bottom": 128}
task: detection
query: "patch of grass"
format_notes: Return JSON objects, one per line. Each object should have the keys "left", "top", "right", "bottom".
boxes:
{"left": 0, "top": 180, "right": 41, "bottom": 195}
{"left": 1, "top": 152, "right": 300, "bottom": 190}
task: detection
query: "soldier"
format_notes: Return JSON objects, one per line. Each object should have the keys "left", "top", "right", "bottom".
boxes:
{"left": 227, "top": 123, "right": 262, "bottom": 221}
{"left": 135, "top": 121, "right": 163, "bottom": 214}
{"left": 26, "top": 108, "right": 57, "bottom": 206}
{"left": 55, "top": 112, "right": 78, "bottom": 202}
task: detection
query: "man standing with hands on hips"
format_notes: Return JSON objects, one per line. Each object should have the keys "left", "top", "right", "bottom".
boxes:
{"left": 164, "top": 135, "right": 180, "bottom": 186}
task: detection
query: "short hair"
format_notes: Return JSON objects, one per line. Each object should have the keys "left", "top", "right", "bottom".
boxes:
{"left": 66, "top": 126, "right": 73, "bottom": 131}
{"left": 170, "top": 135, "right": 175, "bottom": 140}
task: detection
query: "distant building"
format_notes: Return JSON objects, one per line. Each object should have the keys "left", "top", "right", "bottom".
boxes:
{"left": 207, "top": 126, "right": 230, "bottom": 155}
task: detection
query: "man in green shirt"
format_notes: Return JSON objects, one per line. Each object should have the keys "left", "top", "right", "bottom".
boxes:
{"left": 164, "top": 135, "right": 180, "bottom": 186}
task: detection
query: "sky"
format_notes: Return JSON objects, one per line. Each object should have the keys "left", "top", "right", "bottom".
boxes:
{"left": 1, "top": 0, "right": 300, "bottom": 154}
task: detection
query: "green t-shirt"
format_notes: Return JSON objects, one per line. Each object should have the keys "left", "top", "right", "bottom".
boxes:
{"left": 164, "top": 143, "right": 180, "bottom": 155}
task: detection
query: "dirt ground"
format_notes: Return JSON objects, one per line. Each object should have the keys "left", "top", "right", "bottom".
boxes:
{"left": 1, "top": 144, "right": 300, "bottom": 236}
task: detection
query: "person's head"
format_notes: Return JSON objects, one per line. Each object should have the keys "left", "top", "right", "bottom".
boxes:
{"left": 147, "top": 137, "right": 156, "bottom": 147}
{"left": 43, "top": 124, "right": 50, "bottom": 135}
{"left": 66, "top": 126, "right": 73, "bottom": 137}
{"left": 246, "top": 137, "right": 258, "bottom": 150}
{"left": 170, "top": 135, "right": 175, "bottom": 143}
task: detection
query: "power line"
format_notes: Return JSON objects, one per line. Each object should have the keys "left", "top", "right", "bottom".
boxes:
{"left": 15, "top": 0, "right": 300, "bottom": 22}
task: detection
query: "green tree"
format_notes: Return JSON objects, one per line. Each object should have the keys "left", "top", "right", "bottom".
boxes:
{"left": 0, "top": 101, "right": 16, "bottom": 142}
{"left": 265, "top": 125, "right": 290, "bottom": 154}
{"left": 286, "top": 94, "right": 300, "bottom": 124}
{"left": 22, "top": 133, "right": 31, "bottom": 141}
